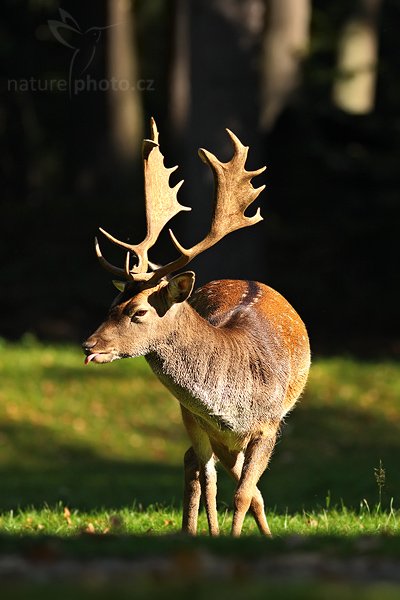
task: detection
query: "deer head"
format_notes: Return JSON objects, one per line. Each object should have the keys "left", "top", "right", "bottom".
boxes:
{"left": 82, "top": 118, "right": 266, "bottom": 364}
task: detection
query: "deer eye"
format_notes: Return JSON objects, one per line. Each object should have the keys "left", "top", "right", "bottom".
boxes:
{"left": 131, "top": 309, "right": 148, "bottom": 320}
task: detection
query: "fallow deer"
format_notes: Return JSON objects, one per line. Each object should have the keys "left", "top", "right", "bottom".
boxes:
{"left": 82, "top": 119, "right": 310, "bottom": 537}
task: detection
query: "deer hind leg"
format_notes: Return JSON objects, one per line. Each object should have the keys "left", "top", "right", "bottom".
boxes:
{"left": 181, "top": 406, "right": 219, "bottom": 536}
{"left": 213, "top": 444, "right": 271, "bottom": 536}
{"left": 231, "top": 432, "right": 277, "bottom": 537}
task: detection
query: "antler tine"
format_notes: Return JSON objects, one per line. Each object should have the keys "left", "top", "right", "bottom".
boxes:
{"left": 95, "top": 237, "right": 127, "bottom": 279}
{"left": 95, "top": 118, "right": 190, "bottom": 281}
{"left": 227, "top": 128, "right": 267, "bottom": 177}
{"left": 149, "top": 116, "right": 159, "bottom": 144}
{"left": 148, "top": 129, "right": 266, "bottom": 283}
{"left": 99, "top": 227, "right": 137, "bottom": 253}
{"left": 125, "top": 251, "right": 131, "bottom": 279}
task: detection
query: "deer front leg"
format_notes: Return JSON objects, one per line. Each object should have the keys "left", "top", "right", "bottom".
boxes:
{"left": 181, "top": 406, "right": 219, "bottom": 536}
{"left": 231, "top": 432, "right": 277, "bottom": 537}
{"left": 199, "top": 453, "right": 219, "bottom": 536}
{"left": 182, "top": 447, "right": 201, "bottom": 535}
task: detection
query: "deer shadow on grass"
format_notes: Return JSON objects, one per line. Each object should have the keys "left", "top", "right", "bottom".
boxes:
{"left": 0, "top": 401, "right": 399, "bottom": 513}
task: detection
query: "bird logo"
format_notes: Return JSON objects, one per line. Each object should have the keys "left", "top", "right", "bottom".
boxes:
{"left": 48, "top": 9, "right": 115, "bottom": 96}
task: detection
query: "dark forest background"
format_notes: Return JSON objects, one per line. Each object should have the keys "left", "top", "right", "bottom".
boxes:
{"left": 0, "top": 0, "right": 399, "bottom": 357}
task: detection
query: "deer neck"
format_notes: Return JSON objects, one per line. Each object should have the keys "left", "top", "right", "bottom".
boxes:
{"left": 145, "top": 301, "right": 258, "bottom": 432}
{"left": 146, "top": 299, "right": 223, "bottom": 382}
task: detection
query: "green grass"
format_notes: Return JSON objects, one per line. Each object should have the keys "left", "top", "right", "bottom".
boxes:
{"left": 0, "top": 337, "right": 399, "bottom": 513}
{"left": 0, "top": 504, "right": 399, "bottom": 538}
{"left": 0, "top": 337, "right": 400, "bottom": 593}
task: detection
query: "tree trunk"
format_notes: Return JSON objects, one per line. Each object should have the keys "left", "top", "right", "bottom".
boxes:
{"left": 168, "top": 0, "right": 191, "bottom": 138}
{"left": 260, "top": 0, "right": 311, "bottom": 131}
{"left": 332, "top": 0, "right": 382, "bottom": 114}
{"left": 107, "top": 0, "right": 143, "bottom": 161}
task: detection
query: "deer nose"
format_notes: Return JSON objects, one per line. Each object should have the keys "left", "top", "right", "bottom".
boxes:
{"left": 82, "top": 338, "right": 97, "bottom": 353}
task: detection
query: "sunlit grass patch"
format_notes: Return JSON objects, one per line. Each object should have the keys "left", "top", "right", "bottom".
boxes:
{"left": 0, "top": 504, "right": 399, "bottom": 538}
{"left": 0, "top": 338, "right": 399, "bottom": 532}
{"left": 0, "top": 337, "right": 185, "bottom": 466}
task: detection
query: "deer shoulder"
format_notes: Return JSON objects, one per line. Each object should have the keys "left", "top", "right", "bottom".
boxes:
{"left": 190, "top": 279, "right": 310, "bottom": 414}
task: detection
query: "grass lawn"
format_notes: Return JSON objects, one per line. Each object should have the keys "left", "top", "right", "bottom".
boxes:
{"left": 0, "top": 337, "right": 399, "bottom": 594}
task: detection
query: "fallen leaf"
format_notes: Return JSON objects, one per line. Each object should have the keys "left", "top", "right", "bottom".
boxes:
{"left": 85, "top": 522, "right": 95, "bottom": 534}
{"left": 63, "top": 507, "right": 72, "bottom": 526}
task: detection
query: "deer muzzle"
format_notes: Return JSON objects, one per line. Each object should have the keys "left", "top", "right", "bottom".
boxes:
{"left": 82, "top": 337, "right": 117, "bottom": 365}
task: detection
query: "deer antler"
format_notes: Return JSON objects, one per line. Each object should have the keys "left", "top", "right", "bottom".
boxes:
{"left": 148, "top": 129, "right": 266, "bottom": 282}
{"left": 96, "top": 121, "right": 265, "bottom": 283}
{"left": 95, "top": 117, "right": 190, "bottom": 280}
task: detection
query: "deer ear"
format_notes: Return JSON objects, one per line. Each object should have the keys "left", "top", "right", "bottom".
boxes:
{"left": 112, "top": 280, "right": 126, "bottom": 292}
{"left": 166, "top": 272, "right": 195, "bottom": 304}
